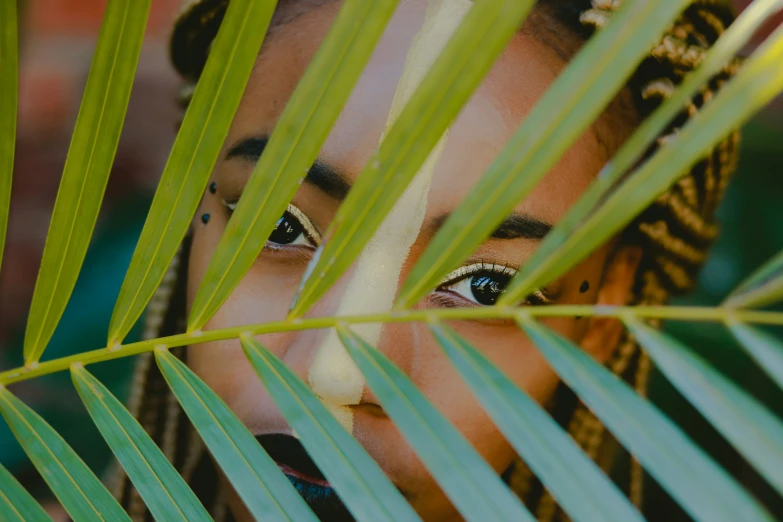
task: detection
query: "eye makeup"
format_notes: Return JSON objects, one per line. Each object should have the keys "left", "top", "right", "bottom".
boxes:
{"left": 221, "top": 198, "right": 323, "bottom": 248}
{"left": 437, "top": 261, "right": 555, "bottom": 307}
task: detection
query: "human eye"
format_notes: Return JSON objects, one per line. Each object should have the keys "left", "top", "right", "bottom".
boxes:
{"left": 222, "top": 199, "right": 321, "bottom": 249}
{"left": 437, "top": 262, "right": 552, "bottom": 307}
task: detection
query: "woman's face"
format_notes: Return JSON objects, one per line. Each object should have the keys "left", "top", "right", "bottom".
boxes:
{"left": 187, "top": 1, "right": 640, "bottom": 519}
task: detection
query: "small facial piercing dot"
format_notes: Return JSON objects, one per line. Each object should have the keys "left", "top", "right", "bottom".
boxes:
{"left": 201, "top": 213, "right": 211, "bottom": 224}
{"left": 580, "top": 281, "right": 590, "bottom": 293}
{"left": 208, "top": 182, "right": 217, "bottom": 194}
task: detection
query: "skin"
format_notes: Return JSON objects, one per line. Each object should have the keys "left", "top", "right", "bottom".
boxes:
{"left": 187, "top": 1, "right": 642, "bottom": 520}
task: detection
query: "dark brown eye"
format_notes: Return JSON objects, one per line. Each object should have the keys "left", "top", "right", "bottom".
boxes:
{"left": 469, "top": 274, "right": 511, "bottom": 306}
{"left": 268, "top": 212, "right": 308, "bottom": 245}
{"left": 223, "top": 200, "right": 321, "bottom": 248}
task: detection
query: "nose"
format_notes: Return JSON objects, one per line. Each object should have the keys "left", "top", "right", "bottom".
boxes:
{"left": 300, "top": 201, "right": 432, "bottom": 432}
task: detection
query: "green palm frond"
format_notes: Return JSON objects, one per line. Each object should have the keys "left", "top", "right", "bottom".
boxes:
{"left": 1, "top": 0, "right": 782, "bottom": 520}
{"left": 0, "top": 0, "right": 17, "bottom": 277}
{"left": 155, "top": 349, "right": 319, "bottom": 521}
{"left": 24, "top": 0, "right": 150, "bottom": 364}
{"left": 189, "top": 0, "right": 401, "bottom": 330}
{"left": 108, "top": 0, "right": 277, "bottom": 346}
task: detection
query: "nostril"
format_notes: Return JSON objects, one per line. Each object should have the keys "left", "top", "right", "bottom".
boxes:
{"left": 354, "top": 401, "right": 386, "bottom": 418}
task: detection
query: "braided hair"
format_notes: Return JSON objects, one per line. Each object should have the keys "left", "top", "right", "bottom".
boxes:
{"left": 116, "top": 1, "right": 741, "bottom": 520}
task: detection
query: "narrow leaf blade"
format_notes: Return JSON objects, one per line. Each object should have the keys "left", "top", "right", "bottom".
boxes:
{"left": 154, "top": 349, "right": 317, "bottom": 522}
{"left": 499, "top": 0, "right": 783, "bottom": 305}
{"left": 395, "top": 0, "right": 692, "bottom": 309}
{"left": 71, "top": 366, "right": 212, "bottom": 522}
{"left": 188, "top": 0, "right": 400, "bottom": 330}
{"left": 336, "top": 326, "right": 534, "bottom": 522}
{"left": 499, "top": 25, "right": 783, "bottom": 304}
{"left": 429, "top": 322, "right": 643, "bottom": 522}
{"left": 725, "top": 249, "right": 783, "bottom": 309}
{"left": 24, "top": 0, "right": 151, "bottom": 363}
{"left": 108, "top": 0, "right": 278, "bottom": 344}
{"left": 727, "top": 320, "right": 783, "bottom": 390}
{"left": 0, "top": 463, "right": 51, "bottom": 522}
{"left": 0, "top": 0, "right": 18, "bottom": 273}
{"left": 626, "top": 316, "right": 783, "bottom": 497}
{"left": 0, "top": 387, "right": 131, "bottom": 522}
{"left": 518, "top": 316, "right": 772, "bottom": 522}
{"left": 289, "top": 0, "right": 536, "bottom": 317}
{"left": 239, "top": 334, "right": 420, "bottom": 522}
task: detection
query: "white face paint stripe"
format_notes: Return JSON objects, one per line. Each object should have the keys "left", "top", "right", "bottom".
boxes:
{"left": 307, "top": 0, "right": 473, "bottom": 432}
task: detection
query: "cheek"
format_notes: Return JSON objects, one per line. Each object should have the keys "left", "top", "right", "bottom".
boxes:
{"left": 409, "top": 320, "right": 572, "bottom": 474}
{"left": 444, "top": 320, "right": 568, "bottom": 408}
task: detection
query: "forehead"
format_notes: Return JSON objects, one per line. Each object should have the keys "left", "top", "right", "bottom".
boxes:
{"left": 228, "top": 0, "right": 608, "bottom": 223}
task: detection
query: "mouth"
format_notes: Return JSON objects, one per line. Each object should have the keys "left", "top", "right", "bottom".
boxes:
{"left": 256, "top": 434, "right": 355, "bottom": 521}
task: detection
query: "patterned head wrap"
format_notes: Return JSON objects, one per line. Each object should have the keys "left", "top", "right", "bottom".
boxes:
{"left": 116, "top": 1, "right": 741, "bottom": 520}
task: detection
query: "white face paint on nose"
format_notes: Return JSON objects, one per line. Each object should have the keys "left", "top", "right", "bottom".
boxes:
{"left": 305, "top": 0, "right": 472, "bottom": 433}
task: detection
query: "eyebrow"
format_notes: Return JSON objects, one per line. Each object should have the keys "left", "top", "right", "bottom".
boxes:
{"left": 431, "top": 212, "right": 552, "bottom": 241}
{"left": 225, "top": 136, "right": 352, "bottom": 200}
{"left": 226, "top": 135, "right": 551, "bottom": 241}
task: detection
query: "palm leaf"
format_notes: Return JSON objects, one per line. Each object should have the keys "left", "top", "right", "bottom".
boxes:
{"left": 240, "top": 334, "right": 420, "bottom": 522}
{"left": 429, "top": 322, "right": 643, "bottom": 522}
{"left": 2, "top": 1, "right": 783, "bottom": 520}
{"left": 725, "top": 248, "right": 783, "bottom": 309}
{"left": 23, "top": 0, "right": 150, "bottom": 363}
{"left": 518, "top": 316, "right": 774, "bottom": 522}
{"left": 499, "top": 0, "right": 783, "bottom": 305}
{"left": 336, "top": 325, "right": 535, "bottom": 522}
{"left": 626, "top": 316, "right": 783, "bottom": 496}
{"left": 188, "top": 0, "right": 400, "bottom": 330}
{"left": 497, "top": 24, "right": 783, "bottom": 302}
{"left": 71, "top": 365, "right": 212, "bottom": 521}
{"left": 107, "top": 0, "right": 277, "bottom": 345}
{"left": 727, "top": 321, "right": 783, "bottom": 389}
{"left": 0, "top": 463, "right": 51, "bottom": 522}
{"left": 288, "top": 0, "right": 536, "bottom": 317}
{"left": 154, "top": 349, "right": 318, "bottom": 522}
{"left": 394, "top": 0, "right": 693, "bottom": 309}
{"left": 0, "top": 0, "right": 18, "bottom": 274}
{"left": 0, "top": 388, "right": 130, "bottom": 521}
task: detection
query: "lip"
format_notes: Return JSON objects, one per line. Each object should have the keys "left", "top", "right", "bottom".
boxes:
{"left": 256, "top": 434, "right": 355, "bottom": 521}
{"left": 256, "top": 433, "right": 329, "bottom": 484}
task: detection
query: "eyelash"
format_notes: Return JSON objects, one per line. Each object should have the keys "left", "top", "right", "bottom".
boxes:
{"left": 221, "top": 199, "right": 549, "bottom": 305}
{"left": 437, "top": 261, "right": 553, "bottom": 306}
{"left": 221, "top": 198, "right": 322, "bottom": 247}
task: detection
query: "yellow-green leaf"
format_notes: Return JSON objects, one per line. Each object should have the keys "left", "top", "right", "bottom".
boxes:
{"left": 24, "top": 0, "right": 151, "bottom": 363}
{"left": 499, "top": 0, "right": 783, "bottom": 305}
{"left": 108, "top": 0, "right": 277, "bottom": 345}
{"left": 155, "top": 349, "right": 318, "bottom": 522}
{"left": 71, "top": 365, "right": 212, "bottom": 522}
{"left": 288, "top": 0, "right": 536, "bottom": 317}
{"left": 0, "top": 0, "right": 18, "bottom": 274}
{"left": 495, "top": 24, "right": 783, "bottom": 304}
{"left": 188, "top": 0, "right": 400, "bottom": 330}
{"left": 395, "top": 0, "right": 692, "bottom": 309}
{"left": 0, "top": 387, "right": 130, "bottom": 522}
